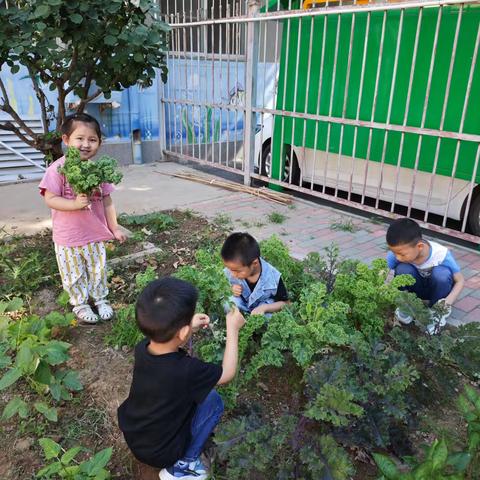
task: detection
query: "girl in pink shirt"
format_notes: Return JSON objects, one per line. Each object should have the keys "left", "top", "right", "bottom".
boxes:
{"left": 39, "top": 113, "right": 126, "bottom": 324}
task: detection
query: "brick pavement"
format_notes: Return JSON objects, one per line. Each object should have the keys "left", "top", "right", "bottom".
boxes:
{"left": 187, "top": 190, "right": 480, "bottom": 327}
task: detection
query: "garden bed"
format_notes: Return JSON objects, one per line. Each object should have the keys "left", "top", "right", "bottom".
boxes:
{"left": 0, "top": 210, "right": 479, "bottom": 479}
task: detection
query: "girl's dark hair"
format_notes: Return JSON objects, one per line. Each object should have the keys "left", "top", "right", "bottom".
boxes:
{"left": 61, "top": 113, "right": 102, "bottom": 140}
{"left": 221, "top": 232, "right": 260, "bottom": 266}
{"left": 386, "top": 218, "right": 423, "bottom": 247}
{"left": 135, "top": 277, "right": 198, "bottom": 343}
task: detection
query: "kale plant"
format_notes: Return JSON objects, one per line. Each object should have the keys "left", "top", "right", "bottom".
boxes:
{"left": 304, "top": 336, "right": 418, "bottom": 452}
{"left": 333, "top": 259, "right": 415, "bottom": 339}
{"left": 58, "top": 147, "right": 123, "bottom": 195}
{"left": 215, "top": 413, "right": 354, "bottom": 480}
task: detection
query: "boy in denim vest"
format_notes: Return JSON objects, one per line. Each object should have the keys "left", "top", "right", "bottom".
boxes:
{"left": 221, "top": 232, "right": 289, "bottom": 316}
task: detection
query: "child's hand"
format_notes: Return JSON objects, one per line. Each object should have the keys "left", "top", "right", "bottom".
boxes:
{"left": 232, "top": 284, "right": 243, "bottom": 297}
{"left": 73, "top": 194, "right": 90, "bottom": 210}
{"left": 251, "top": 305, "right": 267, "bottom": 316}
{"left": 113, "top": 228, "right": 127, "bottom": 243}
{"left": 226, "top": 307, "right": 245, "bottom": 332}
{"left": 192, "top": 313, "right": 210, "bottom": 331}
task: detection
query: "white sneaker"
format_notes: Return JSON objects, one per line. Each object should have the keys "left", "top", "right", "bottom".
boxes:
{"left": 395, "top": 308, "right": 414, "bottom": 325}
{"left": 426, "top": 302, "right": 451, "bottom": 335}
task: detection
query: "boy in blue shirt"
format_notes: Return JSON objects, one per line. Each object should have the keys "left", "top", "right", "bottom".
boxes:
{"left": 221, "top": 232, "right": 289, "bottom": 316}
{"left": 386, "top": 218, "right": 464, "bottom": 334}
{"left": 118, "top": 277, "right": 245, "bottom": 480}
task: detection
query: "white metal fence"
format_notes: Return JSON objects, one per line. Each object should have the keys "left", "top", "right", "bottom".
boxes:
{"left": 160, "top": 0, "right": 480, "bottom": 243}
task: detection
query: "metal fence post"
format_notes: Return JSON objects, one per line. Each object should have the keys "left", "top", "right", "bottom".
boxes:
{"left": 243, "top": 0, "right": 260, "bottom": 186}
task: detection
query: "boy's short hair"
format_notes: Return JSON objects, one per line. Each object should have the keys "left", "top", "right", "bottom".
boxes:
{"left": 386, "top": 218, "right": 422, "bottom": 246}
{"left": 135, "top": 277, "right": 198, "bottom": 343}
{"left": 221, "top": 232, "right": 260, "bottom": 266}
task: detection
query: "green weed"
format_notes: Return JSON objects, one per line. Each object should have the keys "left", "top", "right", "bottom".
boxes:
{"left": 329, "top": 217, "right": 359, "bottom": 233}
{"left": 267, "top": 212, "right": 287, "bottom": 224}
{"left": 36, "top": 438, "right": 113, "bottom": 479}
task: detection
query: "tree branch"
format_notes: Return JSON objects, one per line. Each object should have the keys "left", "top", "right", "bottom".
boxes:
{"left": 75, "top": 72, "right": 95, "bottom": 113}
{"left": 56, "top": 83, "right": 67, "bottom": 131}
{"left": 0, "top": 121, "right": 36, "bottom": 148}
{"left": 64, "top": 77, "right": 82, "bottom": 95}
{"left": 26, "top": 66, "right": 50, "bottom": 134}
{"left": 63, "top": 46, "right": 78, "bottom": 82}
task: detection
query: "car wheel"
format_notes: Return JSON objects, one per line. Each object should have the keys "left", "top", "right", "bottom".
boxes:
{"left": 467, "top": 191, "right": 480, "bottom": 236}
{"left": 260, "top": 142, "right": 300, "bottom": 185}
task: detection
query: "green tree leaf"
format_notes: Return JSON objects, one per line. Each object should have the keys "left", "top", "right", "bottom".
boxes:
{"left": 34, "top": 5, "right": 51, "bottom": 17}
{"left": 69, "top": 13, "right": 83, "bottom": 24}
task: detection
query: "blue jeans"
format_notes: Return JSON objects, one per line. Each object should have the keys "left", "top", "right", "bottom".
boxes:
{"left": 182, "top": 390, "right": 224, "bottom": 462}
{"left": 395, "top": 263, "right": 453, "bottom": 307}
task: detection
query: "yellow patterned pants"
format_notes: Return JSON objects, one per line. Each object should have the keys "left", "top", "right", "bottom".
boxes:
{"left": 54, "top": 242, "right": 108, "bottom": 306}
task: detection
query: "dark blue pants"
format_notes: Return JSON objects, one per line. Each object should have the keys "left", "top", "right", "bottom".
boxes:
{"left": 182, "top": 390, "right": 224, "bottom": 462}
{"left": 394, "top": 263, "right": 453, "bottom": 307}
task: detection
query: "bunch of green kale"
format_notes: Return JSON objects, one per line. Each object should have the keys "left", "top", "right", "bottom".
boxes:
{"left": 58, "top": 147, "right": 123, "bottom": 195}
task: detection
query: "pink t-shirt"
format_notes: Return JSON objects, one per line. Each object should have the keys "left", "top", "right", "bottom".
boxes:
{"left": 39, "top": 156, "right": 115, "bottom": 247}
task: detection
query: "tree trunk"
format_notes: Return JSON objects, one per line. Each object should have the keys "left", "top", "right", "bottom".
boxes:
{"left": 36, "top": 136, "right": 64, "bottom": 165}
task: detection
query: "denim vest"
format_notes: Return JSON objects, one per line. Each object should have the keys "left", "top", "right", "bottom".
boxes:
{"left": 224, "top": 257, "right": 281, "bottom": 312}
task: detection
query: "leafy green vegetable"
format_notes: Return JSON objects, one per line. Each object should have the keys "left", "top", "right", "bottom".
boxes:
{"left": 58, "top": 147, "right": 123, "bottom": 195}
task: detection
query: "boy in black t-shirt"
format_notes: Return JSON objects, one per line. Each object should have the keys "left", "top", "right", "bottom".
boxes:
{"left": 117, "top": 277, "right": 245, "bottom": 480}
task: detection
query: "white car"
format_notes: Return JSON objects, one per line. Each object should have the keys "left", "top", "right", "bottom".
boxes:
{"left": 254, "top": 115, "right": 480, "bottom": 236}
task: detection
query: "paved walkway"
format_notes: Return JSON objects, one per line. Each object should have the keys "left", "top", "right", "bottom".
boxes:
{"left": 1, "top": 161, "right": 479, "bottom": 325}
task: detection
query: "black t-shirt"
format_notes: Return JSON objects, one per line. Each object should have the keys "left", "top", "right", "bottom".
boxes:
{"left": 117, "top": 339, "right": 222, "bottom": 468}
{"left": 245, "top": 276, "right": 289, "bottom": 302}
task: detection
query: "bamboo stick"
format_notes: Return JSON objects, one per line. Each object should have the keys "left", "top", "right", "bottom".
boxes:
{"left": 155, "top": 170, "right": 294, "bottom": 205}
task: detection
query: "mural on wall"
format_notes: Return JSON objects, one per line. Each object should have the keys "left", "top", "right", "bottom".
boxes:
{"left": 0, "top": 64, "right": 57, "bottom": 121}
{"left": 1, "top": 60, "right": 276, "bottom": 145}
{"left": 0, "top": 65, "right": 160, "bottom": 142}
{"left": 163, "top": 59, "right": 277, "bottom": 146}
